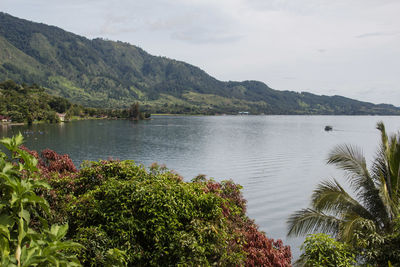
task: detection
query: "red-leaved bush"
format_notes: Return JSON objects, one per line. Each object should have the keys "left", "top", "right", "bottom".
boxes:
{"left": 199, "top": 176, "right": 292, "bottom": 266}
{"left": 244, "top": 223, "right": 292, "bottom": 266}
{"left": 20, "top": 146, "right": 77, "bottom": 178}
{"left": 19, "top": 146, "right": 78, "bottom": 224}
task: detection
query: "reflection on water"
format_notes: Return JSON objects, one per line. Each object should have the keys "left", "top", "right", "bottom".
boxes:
{"left": 1, "top": 115, "right": 399, "bottom": 259}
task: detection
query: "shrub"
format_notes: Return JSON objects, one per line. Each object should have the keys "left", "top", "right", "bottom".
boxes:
{"left": 20, "top": 146, "right": 77, "bottom": 180}
{"left": 24, "top": 151, "right": 292, "bottom": 266}
{"left": 68, "top": 161, "right": 245, "bottom": 266}
{"left": 201, "top": 177, "right": 292, "bottom": 267}
{"left": 243, "top": 223, "right": 292, "bottom": 267}
{"left": 0, "top": 134, "right": 82, "bottom": 266}
{"left": 297, "top": 233, "right": 355, "bottom": 267}
{"left": 353, "top": 217, "right": 400, "bottom": 266}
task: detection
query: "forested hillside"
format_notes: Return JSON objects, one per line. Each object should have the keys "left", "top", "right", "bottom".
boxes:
{"left": 1, "top": 12, "right": 399, "bottom": 115}
{"left": 0, "top": 80, "right": 72, "bottom": 123}
{"left": 0, "top": 80, "right": 148, "bottom": 123}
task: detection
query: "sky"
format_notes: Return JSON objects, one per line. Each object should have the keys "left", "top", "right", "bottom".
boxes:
{"left": 1, "top": 0, "right": 400, "bottom": 106}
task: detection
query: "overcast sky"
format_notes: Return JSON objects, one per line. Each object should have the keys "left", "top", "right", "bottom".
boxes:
{"left": 1, "top": 0, "right": 400, "bottom": 106}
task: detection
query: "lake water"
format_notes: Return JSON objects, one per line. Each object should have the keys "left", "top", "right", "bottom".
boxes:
{"left": 1, "top": 115, "right": 399, "bottom": 259}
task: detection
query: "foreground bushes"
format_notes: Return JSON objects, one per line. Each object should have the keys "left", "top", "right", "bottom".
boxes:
{"left": 296, "top": 234, "right": 356, "bottom": 267}
{"left": 0, "top": 134, "right": 82, "bottom": 266}
{"left": 71, "top": 161, "right": 243, "bottom": 265}
{"left": 21, "top": 144, "right": 291, "bottom": 266}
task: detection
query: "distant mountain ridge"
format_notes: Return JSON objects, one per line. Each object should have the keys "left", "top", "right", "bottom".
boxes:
{"left": 0, "top": 12, "right": 399, "bottom": 115}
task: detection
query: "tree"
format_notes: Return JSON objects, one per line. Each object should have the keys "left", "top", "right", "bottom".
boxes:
{"left": 0, "top": 80, "right": 20, "bottom": 91}
{"left": 296, "top": 234, "right": 355, "bottom": 267}
{"left": 128, "top": 102, "right": 140, "bottom": 119}
{"left": 287, "top": 122, "right": 400, "bottom": 264}
{"left": 8, "top": 111, "right": 24, "bottom": 123}
{"left": 48, "top": 97, "right": 71, "bottom": 113}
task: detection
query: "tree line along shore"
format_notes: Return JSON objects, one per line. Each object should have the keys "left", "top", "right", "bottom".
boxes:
{"left": 0, "top": 80, "right": 150, "bottom": 125}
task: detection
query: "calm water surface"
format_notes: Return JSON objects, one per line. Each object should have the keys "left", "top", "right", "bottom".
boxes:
{"left": 1, "top": 115, "right": 399, "bottom": 259}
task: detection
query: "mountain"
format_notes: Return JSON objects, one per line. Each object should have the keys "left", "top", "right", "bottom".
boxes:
{"left": 0, "top": 12, "right": 399, "bottom": 115}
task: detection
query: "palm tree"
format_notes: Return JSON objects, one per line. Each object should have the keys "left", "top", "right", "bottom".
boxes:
{"left": 287, "top": 122, "right": 400, "bottom": 243}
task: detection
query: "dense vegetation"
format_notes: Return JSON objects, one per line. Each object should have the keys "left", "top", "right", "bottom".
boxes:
{"left": 296, "top": 234, "right": 356, "bottom": 266}
{"left": 288, "top": 122, "right": 400, "bottom": 266}
{"left": 1, "top": 12, "right": 399, "bottom": 115}
{"left": 0, "top": 134, "right": 82, "bottom": 266}
{"left": 0, "top": 80, "right": 149, "bottom": 124}
{"left": 0, "top": 79, "right": 69, "bottom": 123}
{"left": 0, "top": 134, "right": 293, "bottom": 266}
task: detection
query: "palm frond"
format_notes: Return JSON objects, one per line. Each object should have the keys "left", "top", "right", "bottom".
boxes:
{"left": 287, "top": 208, "right": 340, "bottom": 237}
{"left": 372, "top": 147, "right": 388, "bottom": 185}
{"left": 327, "top": 144, "right": 370, "bottom": 191}
{"left": 377, "top": 175, "right": 397, "bottom": 222}
{"left": 375, "top": 122, "right": 400, "bottom": 197}
{"left": 339, "top": 214, "right": 374, "bottom": 243}
{"left": 311, "top": 179, "right": 375, "bottom": 222}
{"left": 376, "top": 122, "right": 388, "bottom": 149}
{"left": 287, "top": 122, "right": 400, "bottom": 242}
{"left": 372, "top": 122, "right": 400, "bottom": 219}
{"left": 327, "top": 144, "right": 389, "bottom": 225}
{"left": 375, "top": 121, "right": 392, "bottom": 194}
{"left": 388, "top": 135, "right": 400, "bottom": 201}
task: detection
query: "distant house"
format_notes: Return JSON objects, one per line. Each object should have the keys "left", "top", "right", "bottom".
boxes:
{"left": 238, "top": 111, "right": 250, "bottom": 115}
{"left": 56, "top": 113, "right": 66, "bottom": 122}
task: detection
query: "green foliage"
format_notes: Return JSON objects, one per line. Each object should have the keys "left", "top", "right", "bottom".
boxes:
{"left": 71, "top": 226, "right": 117, "bottom": 266}
{"left": 1, "top": 12, "right": 400, "bottom": 114}
{"left": 16, "top": 146, "right": 292, "bottom": 266}
{"left": 352, "top": 216, "right": 400, "bottom": 266}
{"left": 127, "top": 102, "right": 148, "bottom": 120}
{"left": 49, "top": 96, "right": 71, "bottom": 113}
{"left": 0, "top": 80, "right": 65, "bottom": 123}
{"left": 297, "top": 234, "right": 355, "bottom": 267}
{"left": 63, "top": 160, "right": 245, "bottom": 266}
{"left": 105, "top": 248, "right": 128, "bottom": 267}
{"left": 0, "top": 133, "right": 82, "bottom": 266}
{"left": 128, "top": 102, "right": 140, "bottom": 119}
{"left": 27, "top": 159, "right": 291, "bottom": 266}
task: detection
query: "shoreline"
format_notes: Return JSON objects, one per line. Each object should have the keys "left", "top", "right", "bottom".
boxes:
{"left": 0, "top": 122, "right": 25, "bottom": 126}
{"left": 2, "top": 114, "right": 399, "bottom": 127}
{"left": 0, "top": 116, "right": 152, "bottom": 127}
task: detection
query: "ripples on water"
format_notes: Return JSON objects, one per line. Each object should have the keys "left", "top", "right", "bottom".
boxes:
{"left": 1, "top": 115, "right": 399, "bottom": 259}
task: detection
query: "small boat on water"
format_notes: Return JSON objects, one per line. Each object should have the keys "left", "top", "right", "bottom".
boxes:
{"left": 325, "top": 125, "right": 333, "bottom": 131}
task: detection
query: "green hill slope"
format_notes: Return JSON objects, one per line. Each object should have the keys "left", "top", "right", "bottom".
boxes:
{"left": 0, "top": 12, "right": 399, "bottom": 115}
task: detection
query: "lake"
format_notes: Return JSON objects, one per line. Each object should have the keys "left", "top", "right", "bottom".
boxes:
{"left": 1, "top": 115, "right": 399, "bottom": 259}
